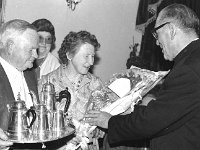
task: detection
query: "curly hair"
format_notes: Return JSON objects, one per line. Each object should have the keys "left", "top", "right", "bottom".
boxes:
{"left": 58, "top": 31, "right": 100, "bottom": 65}
{"left": 32, "top": 18, "right": 56, "bottom": 50}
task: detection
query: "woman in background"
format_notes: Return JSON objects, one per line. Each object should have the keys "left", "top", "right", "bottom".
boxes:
{"left": 32, "top": 18, "right": 60, "bottom": 82}
{"left": 39, "top": 30, "right": 103, "bottom": 149}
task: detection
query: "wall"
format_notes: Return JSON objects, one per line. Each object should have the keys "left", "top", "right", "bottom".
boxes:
{"left": 5, "top": 0, "right": 142, "bottom": 82}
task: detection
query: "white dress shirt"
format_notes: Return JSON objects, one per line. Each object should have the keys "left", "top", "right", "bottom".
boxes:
{"left": 0, "top": 57, "right": 33, "bottom": 108}
{"left": 39, "top": 52, "right": 60, "bottom": 78}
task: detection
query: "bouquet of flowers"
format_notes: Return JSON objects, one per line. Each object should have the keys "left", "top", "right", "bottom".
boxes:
{"left": 66, "top": 66, "right": 169, "bottom": 150}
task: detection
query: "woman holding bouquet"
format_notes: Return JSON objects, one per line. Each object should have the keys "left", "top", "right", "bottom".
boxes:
{"left": 39, "top": 30, "right": 103, "bottom": 150}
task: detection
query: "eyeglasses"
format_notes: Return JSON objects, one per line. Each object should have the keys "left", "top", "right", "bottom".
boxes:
{"left": 39, "top": 35, "right": 53, "bottom": 44}
{"left": 152, "top": 22, "right": 170, "bottom": 40}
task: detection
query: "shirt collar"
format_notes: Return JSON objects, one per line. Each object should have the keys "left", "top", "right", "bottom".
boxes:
{"left": 0, "top": 56, "right": 22, "bottom": 77}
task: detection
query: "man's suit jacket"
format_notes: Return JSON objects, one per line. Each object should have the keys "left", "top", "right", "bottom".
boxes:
{"left": 0, "top": 64, "right": 39, "bottom": 130}
{"left": 108, "top": 39, "right": 200, "bottom": 150}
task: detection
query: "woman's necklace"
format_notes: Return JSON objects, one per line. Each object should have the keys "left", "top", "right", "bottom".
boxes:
{"left": 62, "top": 65, "right": 83, "bottom": 91}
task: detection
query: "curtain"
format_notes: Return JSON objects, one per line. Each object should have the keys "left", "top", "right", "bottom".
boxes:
{"left": 0, "top": 0, "right": 6, "bottom": 25}
{"left": 136, "top": 0, "right": 200, "bottom": 71}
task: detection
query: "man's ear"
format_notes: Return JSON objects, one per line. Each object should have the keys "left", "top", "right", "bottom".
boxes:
{"left": 169, "top": 24, "right": 176, "bottom": 40}
{"left": 6, "top": 39, "right": 14, "bottom": 55}
{"left": 0, "top": 41, "right": 4, "bottom": 49}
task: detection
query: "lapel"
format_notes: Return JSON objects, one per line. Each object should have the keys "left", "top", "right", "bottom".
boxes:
{"left": 24, "top": 68, "right": 39, "bottom": 102}
{"left": 0, "top": 64, "right": 39, "bottom": 104}
{"left": 0, "top": 63, "right": 15, "bottom": 102}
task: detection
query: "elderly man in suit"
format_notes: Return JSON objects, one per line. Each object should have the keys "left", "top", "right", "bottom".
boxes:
{"left": 85, "top": 4, "right": 200, "bottom": 150}
{"left": 0, "top": 19, "right": 39, "bottom": 149}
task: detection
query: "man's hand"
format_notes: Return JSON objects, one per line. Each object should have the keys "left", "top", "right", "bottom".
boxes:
{"left": 0, "top": 128, "right": 13, "bottom": 149}
{"left": 140, "top": 94, "right": 156, "bottom": 106}
{"left": 84, "top": 110, "right": 112, "bottom": 129}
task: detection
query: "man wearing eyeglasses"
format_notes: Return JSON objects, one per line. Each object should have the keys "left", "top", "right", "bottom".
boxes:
{"left": 85, "top": 3, "right": 200, "bottom": 150}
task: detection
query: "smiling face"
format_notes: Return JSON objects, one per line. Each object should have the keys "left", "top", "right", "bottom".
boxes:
{"left": 37, "top": 31, "right": 52, "bottom": 59}
{"left": 10, "top": 28, "right": 39, "bottom": 71}
{"left": 68, "top": 43, "right": 95, "bottom": 75}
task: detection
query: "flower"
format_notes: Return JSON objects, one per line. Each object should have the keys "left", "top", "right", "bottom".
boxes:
{"left": 69, "top": 66, "right": 169, "bottom": 149}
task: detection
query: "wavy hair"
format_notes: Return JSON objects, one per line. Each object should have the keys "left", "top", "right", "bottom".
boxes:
{"left": 58, "top": 30, "right": 100, "bottom": 65}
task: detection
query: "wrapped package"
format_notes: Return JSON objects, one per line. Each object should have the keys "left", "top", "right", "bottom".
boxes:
{"left": 66, "top": 66, "right": 169, "bottom": 150}
{"left": 88, "top": 66, "right": 169, "bottom": 113}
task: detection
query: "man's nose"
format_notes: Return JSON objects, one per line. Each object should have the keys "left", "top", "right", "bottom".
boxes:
{"left": 156, "top": 40, "right": 160, "bottom": 46}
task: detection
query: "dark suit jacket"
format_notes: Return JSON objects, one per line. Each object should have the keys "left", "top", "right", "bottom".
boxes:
{"left": 108, "top": 39, "right": 200, "bottom": 150}
{"left": 0, "top": 64, "right": 39, "bottom": 131}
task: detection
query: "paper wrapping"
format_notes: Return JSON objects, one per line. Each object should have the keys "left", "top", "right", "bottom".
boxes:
{"left": 65, "top": 66, "right": 169, "bottom": 150}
